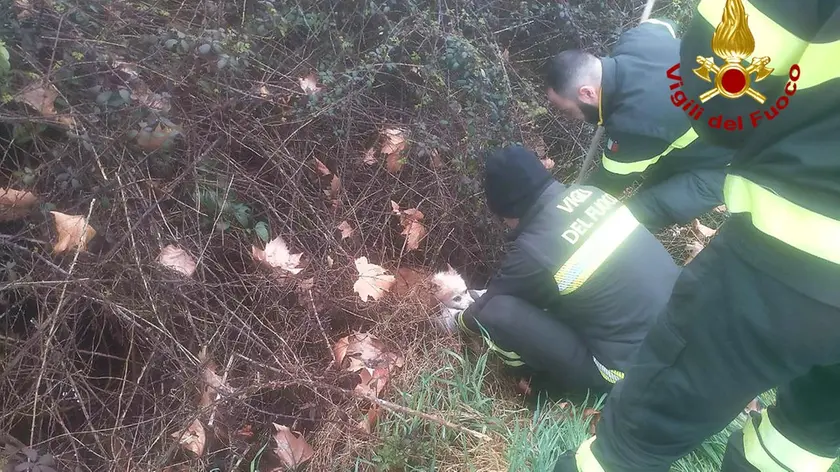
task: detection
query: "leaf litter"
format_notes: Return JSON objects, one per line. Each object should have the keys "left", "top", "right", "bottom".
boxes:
{"left": 352, "top": 257, "right": 395, "bottom": 302}
{"left": 50, "top": 211, "right": 96, "bottom": 253}
{"left": 390, "top": 201, "right": 428, "bottom": 252}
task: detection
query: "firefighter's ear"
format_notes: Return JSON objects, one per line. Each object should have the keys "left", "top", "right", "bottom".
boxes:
{"left": 578, "top": 84, "right": 599, "bottom": 105}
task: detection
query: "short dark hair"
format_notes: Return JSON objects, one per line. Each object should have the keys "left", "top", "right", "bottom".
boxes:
{"left": 545, "top": 49, "right": 599, "bottom": 97}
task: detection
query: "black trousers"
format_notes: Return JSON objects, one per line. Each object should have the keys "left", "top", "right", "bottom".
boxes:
{"left": 625, "top": 168, "right": 726, "bottom": 232}
{"left": 554, "top": 220, "right": 840, "bottom": 471}
{"left": 472, "top": 295, "right": 611, "bottom": 395}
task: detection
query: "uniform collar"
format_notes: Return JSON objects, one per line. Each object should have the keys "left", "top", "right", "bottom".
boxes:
{"left": 599, "top": 56, "right": 618, "bottom": 126}
{"left": 505, "top": 181, "right": 566, "bottom": 241}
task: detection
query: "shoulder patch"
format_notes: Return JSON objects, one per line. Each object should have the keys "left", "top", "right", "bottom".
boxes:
{"left": 607, "top": 138, "right": 619, "bottom": 153}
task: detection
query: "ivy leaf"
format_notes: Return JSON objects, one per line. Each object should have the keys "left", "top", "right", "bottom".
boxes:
{"left": 254, "top": 221, "right": 270, "bottom": 243}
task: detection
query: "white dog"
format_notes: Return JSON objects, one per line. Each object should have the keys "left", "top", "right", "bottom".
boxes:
{"left": 430, "top": 267, "right": 485, "bottom": 334}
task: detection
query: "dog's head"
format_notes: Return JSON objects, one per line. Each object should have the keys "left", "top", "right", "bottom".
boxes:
{"left": 430, "top": 265, "right": 476, "bottom": 333}
{"left": 430, "top": 265, "right": 474, "bottom": 310}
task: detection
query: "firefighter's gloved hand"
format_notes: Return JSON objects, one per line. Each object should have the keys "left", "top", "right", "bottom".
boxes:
{"left": 468, "top": 289, "right": 486, "bottom": 300}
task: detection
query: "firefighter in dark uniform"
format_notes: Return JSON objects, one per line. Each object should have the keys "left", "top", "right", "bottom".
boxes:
{"left": 553, "top": 0, "right": 840, "bottom": 470}
{"left": 545, "top": 18, "right": 733, "bottom": 232}
{"left": 448, "top": 145, "right": 680, "bottom": 394}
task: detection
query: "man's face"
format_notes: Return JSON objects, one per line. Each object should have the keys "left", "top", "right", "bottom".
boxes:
{"left": 547, "top": 87, "right": 600, "bottom": 124}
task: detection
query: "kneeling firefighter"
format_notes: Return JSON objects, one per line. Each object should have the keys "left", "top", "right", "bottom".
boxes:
{"left": 442, "top": 145, "right": 680, "bottom": 394}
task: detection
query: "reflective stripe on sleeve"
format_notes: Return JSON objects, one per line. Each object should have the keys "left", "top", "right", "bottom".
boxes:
{"left": 724, "top": 175, "right": 840, "bottom": 265}
{"left": 601, "top": 127, "right": 698, "bottom": 175}
{"left": 593, "top": 356, "right": 625, "bottom": 384}
{"left": 555, "top": 205, "right": 640, "bottom": 294}
{"left": 698, "top": 0, "right": 840, "bottom": 91}
{"left": 576, "top": 436, "right": 607, "bottom": 472}
{"left": 743, "top": 409, "right": 836, "bottom": 472}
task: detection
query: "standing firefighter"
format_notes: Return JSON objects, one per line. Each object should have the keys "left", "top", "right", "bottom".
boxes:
{"left": 440, "top": 145, "right": 679, "bottom": 395}
{"left": 545, "top": 17, "right": 733, "bottom": 232}
{"left": 553, "top": 0, "right": 840, "bottom": 471}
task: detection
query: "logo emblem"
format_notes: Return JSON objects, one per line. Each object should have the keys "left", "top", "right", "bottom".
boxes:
{"left": 607, "top": 138, "right": 619, "bottom": 153}
{"left": 692, "top": 0, "right": 773, "bottom": 104}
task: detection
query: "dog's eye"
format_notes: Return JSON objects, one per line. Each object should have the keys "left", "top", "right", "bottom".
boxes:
{"left": 452, "top": 296, "right": 462, "bottom": 303}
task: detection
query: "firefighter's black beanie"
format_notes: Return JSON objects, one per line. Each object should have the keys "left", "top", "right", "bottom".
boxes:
{"left": 483, "top": 145, "right": 553, "bottom": 219}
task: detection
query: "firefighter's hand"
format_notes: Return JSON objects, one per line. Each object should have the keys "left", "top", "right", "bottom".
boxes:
{"left": 467, "top": 289, "right": 487, "bottom": 301}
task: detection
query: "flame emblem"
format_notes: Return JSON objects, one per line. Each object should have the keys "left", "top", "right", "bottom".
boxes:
{"left": 693, "top": 0, "right": 773, "bottom": 103}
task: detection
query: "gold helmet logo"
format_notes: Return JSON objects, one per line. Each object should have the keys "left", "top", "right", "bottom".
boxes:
{"left": 693, "top": 0, "right": 773, "bottom": 103}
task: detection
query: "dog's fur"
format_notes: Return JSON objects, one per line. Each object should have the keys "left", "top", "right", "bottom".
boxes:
{"left": 392, "top": 265, "right": 476, "bottom": 333}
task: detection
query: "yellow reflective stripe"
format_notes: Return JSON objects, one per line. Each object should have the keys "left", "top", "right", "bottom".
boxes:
{"left": 460, "top": 314, "right": 524, "bottom": 366}
{"left": 724, "top": 175, "right": 840, "bottom": 265}
{"left": 593, "top": 357, "right": 624, "bottom": 384}
{"left": 602, "top": 127, "right": 698, "bottom": 175}
{"left": 743, "top": 409, "right": 835, "bottom": 472}
{"left": 555, "top": 205, "right": 639, "bottom": 294}
{"left": 698, "top": 0, "right": 840, "bottom": 90}
{"left": 797, "top": 41, "right": 840, "bottom": 90}
{"left": 641, "top": 18, "right": 676, "bottom": 38}
{"left": 485, "top": 337, "right": 523, "bottom": 364}
{"left": 456, "top": 310, "right": 477, "bottom": 335}
{"left": 576, "top": 436, "right": 606, "bottom": 472}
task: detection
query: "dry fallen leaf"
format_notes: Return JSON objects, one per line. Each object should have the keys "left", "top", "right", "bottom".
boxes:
{"left": 337, "top": 220, "right": 354, "bottom": 240}
{"left": 362, "top": 147, "right": 377, "bottom": 166}
{"left": 313, "top": 158, "right": 331, "bottom": 176}
{"left": 327, "top": 175, "right": 341, "bottom": 200}
{"left": 358, "top": 405, "right": 380, "bottom": 434}
{"left": 312, "top": 159, "right": 341, "bottom": 203}
{"left": 157, "top": 245, "right": 197, "bottom": 277}
{"left": 353, "top": 257, "right": 395, "bottom": 302}
{"left": 333, "top": 332, "right": 403, "bottom": 399}
{"left": 390, "top": 201, "right": 428, "bottom": 252}
{"left": 714, "top": 204, "right": 727, "bottom": 213}
{"left": 171, "top": 419, "right": 206, "bottom": 457}
{"left": 355, "top": 367, "right": 390, "bottom": 398}
{"left": 429, "top": 149, "right": 444, "bottom": 169}
{"left": 272, "top": 423, "right": 314, "bottom": 469}
{"left": 252, "top": 236, "right": 304, "bottom": 275}
{"left": 0, "top": 188, "right": 38, "bottom": 222}
{"left": 51, "top": 211, "right": 96, "bottom": 254}
{"left": 541, "top": 158, "right": 555, "bottom": 170}
{"left": 381, "top": 128, "right": 407, "bottom": 173}
{"left": 14, "top": 81, "right": 75, "bottom": 128}
{"left": 501, "top": 48, "right": 510, "bottom": 61}
{"left": 197, "top": 347, "right": 232, "bottom": 409}
{"left": 326, "top": 255, "right": 334, "bottom": 267}
{"left": 299, "top": 73, "right": 322, "bottom": 95}
{"left": 583, "top": 408, "right": 601, "bottom": 435}
{"left": 236, "top": 424, "right": 254, "bottom": 439}
{"left": 692, "top": 219, "right": 718, "bottom": 239}
{"left": 333, "top": 332, "right": 403, "bottom": 371}
{"left": 137, "top": 123, "right": 180, "bottom": 151}
{"left": 684, "top": 240, "right": 706, "bottom": 265}
{"left": 16, "top": 82, "right": 58, "bottom": 115}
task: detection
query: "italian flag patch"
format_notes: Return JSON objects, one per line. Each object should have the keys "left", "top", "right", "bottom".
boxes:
{"left": 607, "top": 138, "right": 619, "bottom": 153}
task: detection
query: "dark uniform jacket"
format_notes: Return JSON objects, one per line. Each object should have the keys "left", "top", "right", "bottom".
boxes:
{"left": 463, "top": 181, "right": 680, "bottom": 372}
{"left": 678, "top": 0, "right": 840, "bottom": 307}
{"left": 590, "top": 19, "right": 733, "bottom": 195}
